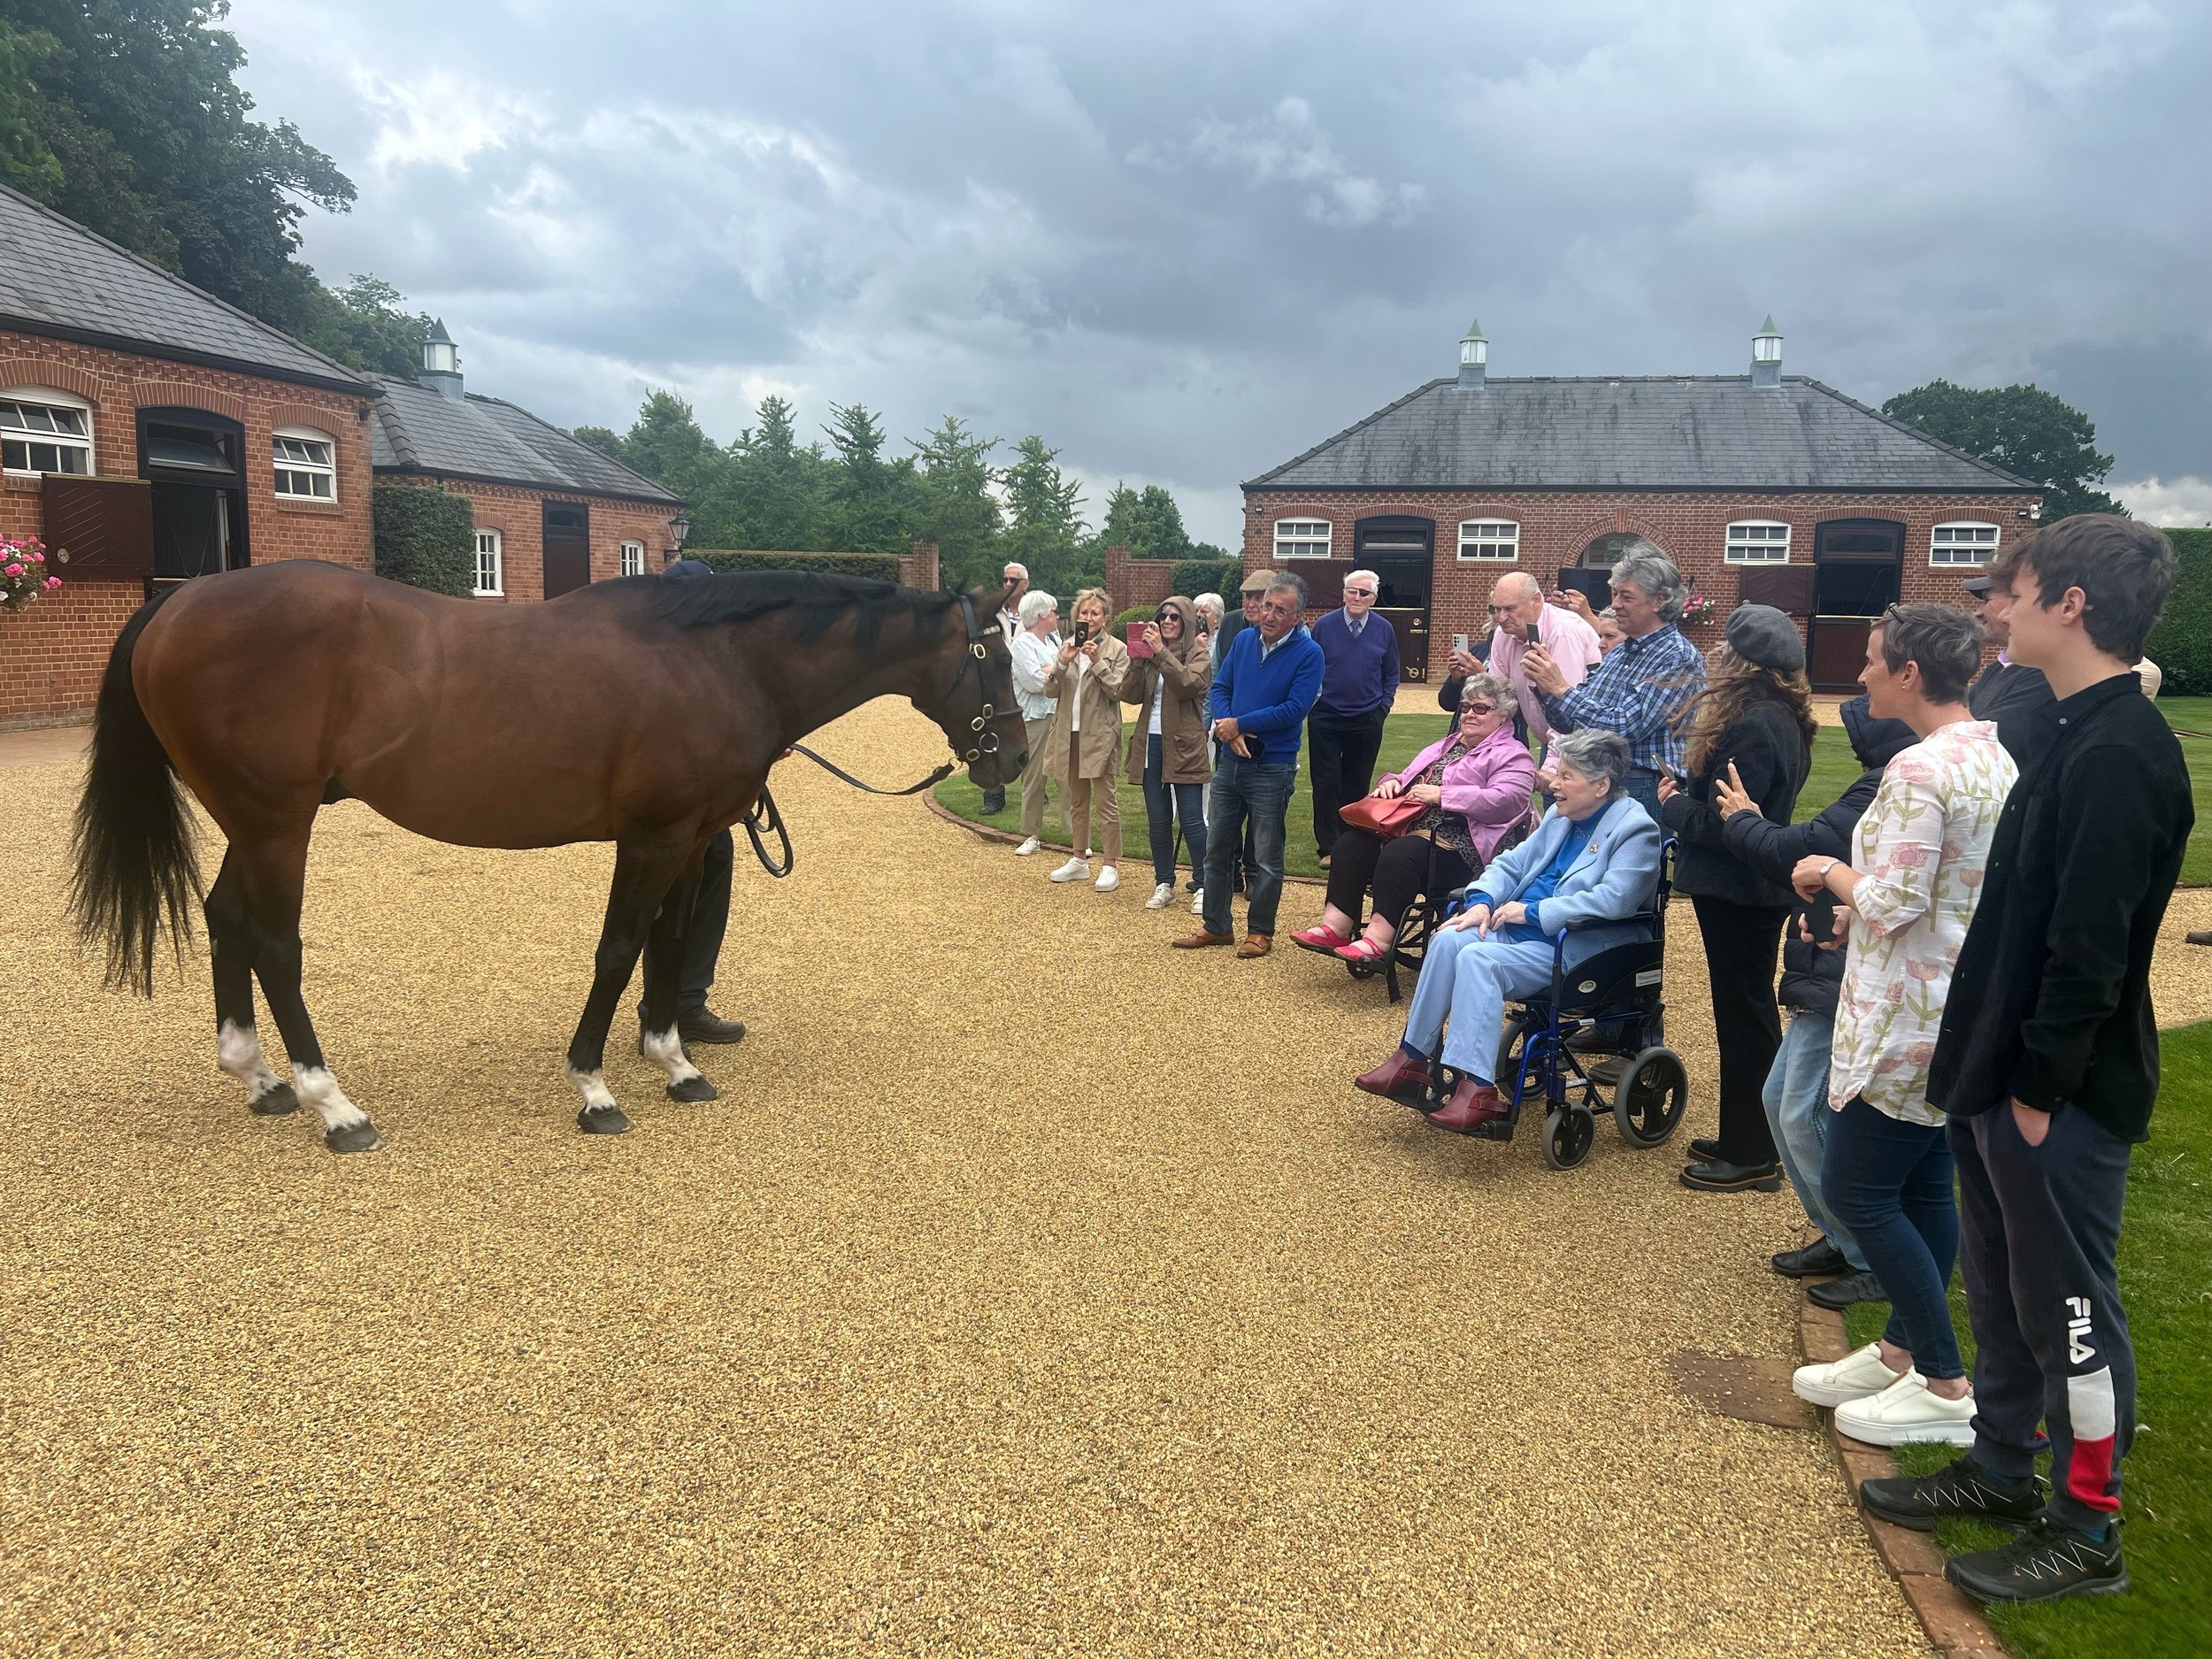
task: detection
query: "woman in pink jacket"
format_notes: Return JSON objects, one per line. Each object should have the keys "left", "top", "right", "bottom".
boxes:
{"left": 1293, "top": 672, "right": 1537, "bottom": 964}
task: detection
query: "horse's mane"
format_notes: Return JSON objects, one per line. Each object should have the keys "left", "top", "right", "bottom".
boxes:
{"left": 641, "top": 571, "right": 963, "bottom": 649}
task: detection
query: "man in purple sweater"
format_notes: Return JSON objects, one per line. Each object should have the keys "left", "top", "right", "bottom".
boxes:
{"left": 1307, "top": 568, "right": 1401, "bottom": 864}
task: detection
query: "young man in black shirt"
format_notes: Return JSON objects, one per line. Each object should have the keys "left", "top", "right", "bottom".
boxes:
{"left": 1859, "top": 517, "right": 2192, "bottom": 1603}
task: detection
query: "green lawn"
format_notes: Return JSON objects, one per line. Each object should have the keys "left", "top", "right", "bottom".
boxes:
{"left": 937, "top": 700, "right": 2212, "bottom": 882}
{"left": 1843, "top": 1020, "right": 2212, "bottom": 1659}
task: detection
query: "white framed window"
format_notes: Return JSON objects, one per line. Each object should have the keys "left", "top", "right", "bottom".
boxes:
{"left": 272, "top": 426, "right": 337, "bottom": 500}
{"left": 473, "top": 528, "right": 503, "bottom": 596}
{"left": 1, "top": 388, "right": 94, "bottom": 477}
{"left": 1456, "top": 518, "right": 1520, "bottom": 561}
{"left": 1272, "top": 518, "right": 1333, "bottom": 560}
{"left": 1725, "top": 521, "right": 1792, "bottom": 564}
{"left": 619, "top": 539, "right": 646, "bottom": 577}
{"left": 1931, "top": 522, "right": 2000, "bottom": 566}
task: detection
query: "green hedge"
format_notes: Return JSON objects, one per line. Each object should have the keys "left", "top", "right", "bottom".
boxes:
{"left": 2147, "top": 528, "right": 2212, "bottom": 695}
{"left": 1171, "top": 557, "right": 1239, "bottom": 598}
{"left": 696, "top": 549, "right": 902, "bottom": 583}
{"left": 1110, "top": 603, "right": 1153, "bottom": 630}
{"left": 372, "top": 483, "right": 475, "bottom": 596}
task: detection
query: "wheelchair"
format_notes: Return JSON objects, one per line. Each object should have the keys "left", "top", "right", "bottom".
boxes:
{"left": 1421, "top": 841, "right": 1690, "bottom": 1171}
{"left": 1344, "top": 818, "right": 1533, "bottom": 1005}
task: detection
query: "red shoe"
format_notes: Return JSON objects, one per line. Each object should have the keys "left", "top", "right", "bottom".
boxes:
{"left": 1292, "top": 925, "right": 1354, "bottom": 955}
{"left": 1333, "top": 937, "right": 1387, "bottom": 964}
{"left": 1353, "top": 1051, "right": 1433, "bottom": 1109}
{"left": 1428, "top": 1078, "right": 1509, "bottom": 1135}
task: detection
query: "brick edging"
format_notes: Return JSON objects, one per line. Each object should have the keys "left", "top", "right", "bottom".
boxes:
{"left": 1799, "top": 1297, "right": 2009, "bottom": 1656}
{"left": 920, "top": 795, "right": 1332, "bottom": 888}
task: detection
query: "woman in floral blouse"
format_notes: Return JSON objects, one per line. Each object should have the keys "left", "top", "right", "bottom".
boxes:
{"left": 1292, "top": 672, "right": 1535, "bottom": 964}
{"left": 1788, "top": 605, "right": 2018, "bottom": 1449}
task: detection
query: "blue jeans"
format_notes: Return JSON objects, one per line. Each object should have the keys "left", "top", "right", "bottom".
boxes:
{"left": 1202, "top": 753, "right": 1294, "bottom": 936}
{"left": 1762, "top": 1012, "right": 1869, "bottom": 1271}
{"left": 1623, "top": 770, "right": 1664, "bottom": 822}
{"left": 1142, "top": 735, "right": 1209, "bottom": 889}
{"left": 1823, "top": 1096, "right": 1963, "bottom": 1380}
{"left": 1401, "top": 926, "right": 1558, "bottom": 1082}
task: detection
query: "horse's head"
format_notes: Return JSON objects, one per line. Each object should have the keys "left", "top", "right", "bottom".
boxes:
{"left": 917, "top": 580, "right": 1028, "bottom": 791}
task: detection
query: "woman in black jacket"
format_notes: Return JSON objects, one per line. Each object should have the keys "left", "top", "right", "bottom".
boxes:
{"left": 1708, "top": 696, "right": 1915, "bottom": 1299}
{"left": 1659, "top": 604, "right": 1816, "bottom": 1194}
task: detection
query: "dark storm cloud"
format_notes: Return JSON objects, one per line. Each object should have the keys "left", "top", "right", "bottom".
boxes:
{"left": 229, "top": 0, "right": 2212, "bottom": 537}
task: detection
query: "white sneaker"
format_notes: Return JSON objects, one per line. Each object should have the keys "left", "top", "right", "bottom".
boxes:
{"left": 1013, "top": 836, "right": 1042, "bottom": 856}
{"left": 1792, "top": 1342, "right": 1904, "bottom": 1408}
{"left": 1094, "top": 864, "right": 1119, "bottom": 893}
{"left": 1191, "top": 887, "right": 1206, "bottom": 916}
{"left": 1145, "top": 883, "right": 1176, "bottom": 909}
{"left": 1049, "top": 856, "right": 1090, "bottom": 883}
{"left": 1834, "top": 1371, "right": 1978, "bottom": 1447}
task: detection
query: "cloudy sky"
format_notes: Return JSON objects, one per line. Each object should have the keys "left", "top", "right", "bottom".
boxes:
{"left": 229, "top": 0, "right": 2211, "bottom": 541}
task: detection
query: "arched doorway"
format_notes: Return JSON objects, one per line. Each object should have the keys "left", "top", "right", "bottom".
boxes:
{"left": 1563, "top": 531, "right": 1662, "bottom": 605}
{"left": 1352, "top": 514, "right": 1432, "bottom": 681}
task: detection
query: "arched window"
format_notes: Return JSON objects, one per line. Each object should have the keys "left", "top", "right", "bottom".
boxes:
{"left": 1272, "top": 518, "right": 1332, "bottom": 560}
{"left": 473, "top": 528, "right": 503, "bottom": 596}
{"left": 1, "top": 388, "right": 95, "bottom": 476}
{"left": 1930, "top": 522, "right": 2000, "bottom": 566}
{"left": 272, "top": 426, "right": 337, "bottom": 500}
{"left": 1456, "top": 519, "right": 1519, "bottom": 561}
{"left": 1725, "top": 520, "right": 1791, "bottom": 564}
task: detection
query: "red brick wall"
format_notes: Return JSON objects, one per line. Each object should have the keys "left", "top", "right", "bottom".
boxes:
{"left": 0, "top": 329, "right": 375, "bottom": 724}
{"left": 1240, "top": 488, "right": 2040, "bottom": 680}
{"left": 1102, "top": 544, "right": 1174, "bottom": 611}
{"left": 384, "top": 474, "right": 680, "bottom": 601}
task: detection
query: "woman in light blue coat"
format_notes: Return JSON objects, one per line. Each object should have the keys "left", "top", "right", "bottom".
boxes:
{"left": 1352, "top": 729, "right": 1663, "bottom": 1135}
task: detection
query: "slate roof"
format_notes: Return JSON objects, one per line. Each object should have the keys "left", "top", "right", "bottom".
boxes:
{"left": 0, "top": 180, "right": 369, "bottom": 392}
{"left": 371, "top": 374, "right": 680, "bottom": 504}
{"left": 1245, "top": 375, "right": 2037, "bottom": 494}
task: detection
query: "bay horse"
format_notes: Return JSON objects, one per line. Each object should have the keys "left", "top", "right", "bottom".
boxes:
{"left": 69, "top": 560, "right": 1026, "bottom": 1150}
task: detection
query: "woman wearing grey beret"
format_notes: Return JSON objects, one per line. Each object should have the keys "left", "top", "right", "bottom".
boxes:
{"left": 1660, "top": 603, "right": 1818, "bottom": 1193}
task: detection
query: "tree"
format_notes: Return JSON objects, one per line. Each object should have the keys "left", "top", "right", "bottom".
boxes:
{"left": 910, "top": 416, "right": 1003, "bottom": 588}
{"left": 821, "top": 401, "right": 919, "bottom": 554}
{"left": 1002, "top": 434, "right": 1091, "bottom": 592}
{"left": 726, "top": 395, "right": 831, "bottom": 551}
{"left": 300, "top": 275, "right": 433, "bottom": 380}
{"left": 1881, "top": 380, "right": 2126, "bottom": 523}
{"left": 1095, "top": 482, "right": 1196, "bottom": 565}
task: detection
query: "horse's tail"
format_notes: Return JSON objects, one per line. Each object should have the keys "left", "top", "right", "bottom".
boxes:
{"left": 69, "top": 588, "right": 202, "bottom": 996}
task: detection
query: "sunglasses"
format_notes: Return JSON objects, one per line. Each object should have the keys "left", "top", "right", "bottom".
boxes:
{"left": 1462, "top": 703, "right": 1499, "bottom": 716}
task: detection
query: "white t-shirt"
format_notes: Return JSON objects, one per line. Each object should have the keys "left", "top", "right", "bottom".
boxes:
{"left": 1148, "top": 674, "right": 1164, "bottom": 735}
{"left": 1071, "top": 655, "right": 1087, "bottom": 732}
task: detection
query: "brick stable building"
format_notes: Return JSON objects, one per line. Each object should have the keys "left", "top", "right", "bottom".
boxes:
{"left": 0, "top": 186, "right": 683, "bottom": 726}
{"left": 1232, "top": 320, "right": 2040, "bottom": 690}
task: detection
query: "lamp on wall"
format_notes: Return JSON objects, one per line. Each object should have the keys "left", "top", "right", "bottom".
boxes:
{"left": 666, "top": 512, "right": 692, "bottom": 563}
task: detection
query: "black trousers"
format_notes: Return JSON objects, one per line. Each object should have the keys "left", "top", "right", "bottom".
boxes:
{"left": 1325, "top": 828, "right": 1474, "bottom": 931}
{"left": 680, "top": 828, "right": 735, "bottom": 1018}
{"left": 1691, "top": 894, "right": 1787, "bottom": 1166}
{"left": 1309, "top": 705, "right": 1389, "bottom": 857}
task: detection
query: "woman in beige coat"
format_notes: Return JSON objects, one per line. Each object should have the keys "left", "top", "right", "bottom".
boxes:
{"left": 1042, "top": 588, "right": 1131, "bottom": 892}
{"left": 1119, "top": 595, "right": 1214, "bottom": 910}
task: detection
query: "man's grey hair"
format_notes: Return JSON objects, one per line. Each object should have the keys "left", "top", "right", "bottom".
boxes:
{"left": 1611, "top": 547, "right": 1688, "bottom": 624}
{"left": 1492, "top": 570, "right": 1542, "bottom": 603}
{"left": 1265, "top": 571, "right": 1309, "bottom": 610}
{"left": 1018, "top": 588, "right": 1057, "bottom": 628}
{"left": 1002, "top": 561, "right": 1029, "bottom": 580}
{"left": 1549, "top": 728, "right": 1632, "bottom": 798}
{"left": 1345, "top": 568, "right": 1379, "bottom": 595}
{"left": 1192, "top": 592, "right": 1225, "bottom": 619}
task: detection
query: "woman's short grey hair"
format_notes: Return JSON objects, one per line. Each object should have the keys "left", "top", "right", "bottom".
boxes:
{"left": 1018, "top": 588, "right": 1058, "bottom": 627}
{"left": 1193, "top": 592, "right": 1225, "bottom": 619}
{"left": 1611, "top": 547, "right": 1688, "bottom": 624}
{"left": 1549, "top": 728, "right": 1632, "bottom": 798}
{"left": 1456, "top": 671, "right": 1516, "bottom": 715}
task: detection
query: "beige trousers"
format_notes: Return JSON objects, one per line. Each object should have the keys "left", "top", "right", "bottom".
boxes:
{"left": 1018, "top": 715, "right": 1071, "bottom": 840}
{"left": 1065, "top": 729, "right": 1123, "bottom": 863}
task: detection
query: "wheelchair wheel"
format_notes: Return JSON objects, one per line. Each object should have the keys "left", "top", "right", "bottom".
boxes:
{"left": 1613, "top": 1046, "right": 1689, "bottom": 1147}
{"left": 1543, "top": 1103, "right": 1596, "bottom": 1170}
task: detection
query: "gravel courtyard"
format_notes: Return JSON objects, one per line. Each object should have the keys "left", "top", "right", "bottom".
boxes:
{"left": 4, "top": 699, "right": 2207, "bottom": 1657}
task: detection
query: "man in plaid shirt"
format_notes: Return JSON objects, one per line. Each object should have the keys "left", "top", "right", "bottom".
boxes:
{"left": 1525, "top": 546, "right": 1706, "bottom": 817}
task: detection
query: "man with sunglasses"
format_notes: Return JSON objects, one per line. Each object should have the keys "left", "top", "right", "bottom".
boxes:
{"left": 1307, "top": 569, "right": 1401, "bottom": 864}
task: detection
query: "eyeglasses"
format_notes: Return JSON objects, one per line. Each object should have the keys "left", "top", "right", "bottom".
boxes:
{"left": 1463, "top": 703, "right": 1499, "bottom": 716}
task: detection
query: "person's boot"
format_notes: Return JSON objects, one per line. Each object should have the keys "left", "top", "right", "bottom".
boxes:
{"left": 1773, "top": 1239, "right": 1849, "bottom": 1278}
{"left": 678, "top": 1010, "right": 748, "bottom": 1044}
{"left": 1353, "top": 1051, "right": 1433, "bottom": 1109}
{"left": 979, "top": 787, "right": 1007, "bottom": 815}
{"left": 1427, "top": 1077, "right": 1508, "bottom": 1135}
{"left": 1679, "top": 1157, "right": 1783, "bottom": 1193}
{"left": 1808, "top": 1270, "right": 1888, "bottom": 1309}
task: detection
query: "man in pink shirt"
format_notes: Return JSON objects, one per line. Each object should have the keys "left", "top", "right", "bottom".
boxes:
{"left": 1445, "top": 572, "right": 1602, "bottom": 752}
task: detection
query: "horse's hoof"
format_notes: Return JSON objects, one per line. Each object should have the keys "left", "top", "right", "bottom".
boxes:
{"left": 578, "top": 1105, "right": 632, "bottom": 1135}
{"left": 249, "top": 1082, "right": 299, "bottom": 1117}
{"left": 664, "top": 1075, "right": 719, "bottom": 1103}
{"left": 325, "top": 1120, "right": 380, "bottom": 1154}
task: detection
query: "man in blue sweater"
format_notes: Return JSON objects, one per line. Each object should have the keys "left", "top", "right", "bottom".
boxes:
{"left": 1174, "top": 572, "right": 1325, "bottom": 957}
{"left": 1306, "top": 567, "right": 1402, "bottom": 864}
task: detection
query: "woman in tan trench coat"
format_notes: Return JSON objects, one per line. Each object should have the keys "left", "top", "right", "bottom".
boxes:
{"left": 1118, "top": 595, "right": 1214, "bottom": 910}
{"left": 1042, "top": 588, "right": 1131, "bottom": 892}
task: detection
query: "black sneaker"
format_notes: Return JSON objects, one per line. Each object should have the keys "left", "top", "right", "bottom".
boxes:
{"left": 1860, "top": 1455, "right": 2046, "bottom": 1532}
{"left": 1773, "top": 1239, "right": 1849, "bottom": 1279}
{"left": 1946, "top": 1517, "right": 2128, "bottom": 1603}
{"left": 1808, "top": 1270, "right": 1889, "bottom": 1310}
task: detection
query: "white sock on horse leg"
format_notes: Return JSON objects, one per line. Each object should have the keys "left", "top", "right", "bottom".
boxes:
{"left": 293, "top": 1064, "right": 367, "bottom": 1131}
{"left": 216, "top": 1018, "right": 287, "bottom": 1103}
{"left": 638, "top": 1027, "right": 703, "bottom": 1087}
{"left": 566, "top": 1064, "right": 620, "bottom": 1114}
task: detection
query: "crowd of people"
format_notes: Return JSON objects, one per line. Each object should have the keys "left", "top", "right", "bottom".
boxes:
{"left": 971, "top": 516, "right": 2190, "bottom": 1609}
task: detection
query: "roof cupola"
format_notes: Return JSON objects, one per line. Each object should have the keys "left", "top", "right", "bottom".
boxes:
{"left": 1751, "top": 315, "right": 1783, "bottom": 388}
{"left": 1457, "top": 320, "right": 1487, "bottom": 389}
{"left": 422, "top": 318, "right": 465, "bottom": 401}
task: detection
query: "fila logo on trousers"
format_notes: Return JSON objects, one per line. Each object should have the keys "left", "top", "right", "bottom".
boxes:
{"left": 2065, "top": 1295, "right": 2098, "bottom": 1366}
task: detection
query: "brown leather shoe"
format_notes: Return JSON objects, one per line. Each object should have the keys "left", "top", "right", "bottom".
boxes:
{"left": 1353, "top": 1052, "right": 1433, "bottom": 1109}
{"left": 1172, "top": 928, "right": 1235, "bottom": 949}
{"left": 1428, "top": 1078, "right": 1509, "bottom": 1135}
{"left": 1236, "top": 933, "right": 1273, "bottom": 958}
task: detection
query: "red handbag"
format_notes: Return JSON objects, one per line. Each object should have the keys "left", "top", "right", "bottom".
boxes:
{"left": 1339, "top": 791, "right": 1429, "bottom": 840}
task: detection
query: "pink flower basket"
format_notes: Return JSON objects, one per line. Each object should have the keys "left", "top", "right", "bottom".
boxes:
{"left": 0, "top": 535, "right": 59, "bottom": 614}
